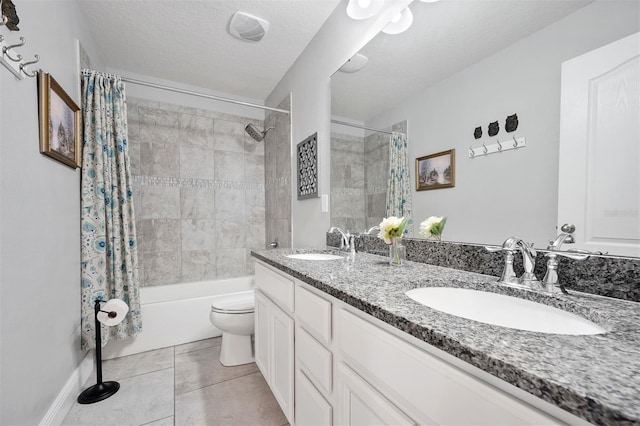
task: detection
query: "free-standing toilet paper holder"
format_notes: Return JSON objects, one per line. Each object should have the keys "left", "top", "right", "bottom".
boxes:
{"left": 77, "top": 298, "right": 129, "bottom": 404}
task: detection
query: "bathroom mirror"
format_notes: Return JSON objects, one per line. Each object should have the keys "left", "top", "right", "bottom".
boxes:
{"left": 330, "top": 0, "right": 639, "bottom": 257}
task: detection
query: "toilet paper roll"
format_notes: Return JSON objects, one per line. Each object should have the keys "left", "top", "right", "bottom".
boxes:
{"left": 97, "top": 299, "right": 129, "bottom": 326}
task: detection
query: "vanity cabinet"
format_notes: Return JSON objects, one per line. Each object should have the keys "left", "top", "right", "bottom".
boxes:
{"left": 254, "top": 260, "right": 568, "bottom": 426}
{"left": 254, "top": 263, "right": 295, "bottom": 423}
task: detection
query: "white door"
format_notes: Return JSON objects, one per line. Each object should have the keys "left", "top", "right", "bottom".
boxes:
{"left": 558, "top": 32, "right": 640, "bottom": 257}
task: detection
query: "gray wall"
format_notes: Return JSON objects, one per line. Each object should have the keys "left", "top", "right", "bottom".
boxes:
{"left": 128, "top": 97, "right": 266, "bottom": 285}
{"left": 368, "top": 0, "right": 640, "bottom": 248}
{"left": 264, "top": 95, "right": 292, "bottom": 249}
{"left": 0, "top": 2, "right": 102, "bottom": 424}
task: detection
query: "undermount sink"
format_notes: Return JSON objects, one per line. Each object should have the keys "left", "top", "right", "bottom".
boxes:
{"left": 405, "top": 287, "right": 606, "bottom": 335}
{"left": 286, "top": 253, "right": 344, "bottom": 261}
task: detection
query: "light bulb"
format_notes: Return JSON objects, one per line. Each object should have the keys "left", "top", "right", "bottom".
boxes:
{"left": 346, "top": 0, "right": 384, "bottom": 20}
{"left": 382, "top": 6, "right": 413, "bottom": 35}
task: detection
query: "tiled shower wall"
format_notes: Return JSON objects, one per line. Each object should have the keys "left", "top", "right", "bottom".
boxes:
{"left": 127, "top": 97, "right": 266, "bottom": 287}
{"left": 330, "top": 133, "right": 365, "bottom": 233}
{"left": 264, "top": 96, "right": 292, "bottom": 249}
{"left": 330, "top": 120, "right": 407, "bottom": 234}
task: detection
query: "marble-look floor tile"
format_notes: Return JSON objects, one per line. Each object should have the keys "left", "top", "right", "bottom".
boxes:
{"left": 174, "top": 346, "right": 258, "bottom": 395}
{"left": 175, "top": 337, "right": 221, "bottom": 355}
{"left": 175, "top": 371, "right": 287, "bottom": 426}
{"left": 102, "top": 347, "right": 174, "bottom": 381}
{"left": 141, "top": 416, "right": 174, "bottom": 426}
{"left": 63, "top": 368, "right": 174, "bottom": 426}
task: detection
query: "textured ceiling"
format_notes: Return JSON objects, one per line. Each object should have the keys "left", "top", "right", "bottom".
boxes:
{"left": 331, "top": 0, "right": 593, "bottom": 122}
{"left": 77, "top": 0, "right": 342, "bottom": 100}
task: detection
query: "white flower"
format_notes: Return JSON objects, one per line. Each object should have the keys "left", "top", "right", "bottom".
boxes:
{"left": 378, "top": 216, "right": 406, "bottom": 244}
{"left": 419, "top": 216, "right": 445, "bottom": 238}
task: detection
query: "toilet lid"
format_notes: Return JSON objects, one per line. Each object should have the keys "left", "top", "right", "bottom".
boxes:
{"left": 211, "top": 290, "right": 254, "bottom": 314}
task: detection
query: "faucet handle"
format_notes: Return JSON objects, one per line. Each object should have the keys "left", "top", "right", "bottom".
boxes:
{"left": 484, "top": 245, "right": 504, "bottom": 253}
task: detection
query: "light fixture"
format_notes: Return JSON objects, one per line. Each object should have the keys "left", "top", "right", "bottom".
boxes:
{"left": 382, "top": 6, "right": 413, "bottom": 35}
{"left": 228, "top": 11, "right": 270, "bottom": 42}
{"left": 338, "top": 53, "right": 369, "bottom": 73}
{"left": 346, "top": 0, "right": 384, "bottom": 20}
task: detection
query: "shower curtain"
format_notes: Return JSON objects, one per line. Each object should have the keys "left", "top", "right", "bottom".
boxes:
{"left": 80, "top": 70, "right": 142, "bottom": 349}
{"left": 385, "top": 132, "right": 413, "bottom": 235}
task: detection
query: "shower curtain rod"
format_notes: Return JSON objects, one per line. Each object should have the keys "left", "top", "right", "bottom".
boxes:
{"left": 119, "top": 76, "right": 290, "bottom": 114}
{"left": 330, "top": 119, "right": 401, "bottom": 136}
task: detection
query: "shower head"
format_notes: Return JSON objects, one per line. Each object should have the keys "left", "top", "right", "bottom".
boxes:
{"left": 245, "top": 123, "right": 275, "bottom": 142}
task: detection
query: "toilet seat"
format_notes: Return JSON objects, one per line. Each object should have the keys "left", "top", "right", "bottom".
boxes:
{"left": 211, "top": 290, "right": 254, "bottom": 314}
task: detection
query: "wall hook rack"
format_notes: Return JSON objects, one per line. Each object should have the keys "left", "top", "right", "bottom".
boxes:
{"left": 0, "top": 22, "right": 40, "bottom": 80}
{"left": 469, "top": 136, "right": 526, "bottom": 158}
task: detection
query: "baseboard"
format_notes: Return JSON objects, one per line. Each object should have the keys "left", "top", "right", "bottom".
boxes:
{"left": 39, "top": 350, "right": 94, "bottom": 426}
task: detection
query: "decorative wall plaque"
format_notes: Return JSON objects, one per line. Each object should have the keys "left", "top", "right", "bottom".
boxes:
{"left": 297, "top": 133, "right": 318, "bottom": 200}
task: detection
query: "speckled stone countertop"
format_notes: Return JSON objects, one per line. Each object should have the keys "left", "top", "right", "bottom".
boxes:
{"left": 251, "top": 248, "right": 640, "bottom": 426}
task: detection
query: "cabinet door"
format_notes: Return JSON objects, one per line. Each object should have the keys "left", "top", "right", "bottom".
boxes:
{"left": 254, "top": 290, "right": 270, "bottom": 381}
{"left": 271, "top": 302, "right": 295, "bottom": 423}
{"left": 296, "top": 369, "right": 333, "bottom": 426}
{"left": 337, "top": 363, "right": 414, "bottom": 426}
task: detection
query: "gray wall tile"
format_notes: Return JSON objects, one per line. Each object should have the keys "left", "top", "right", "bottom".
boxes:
{"left": 138, "top": 106, "right": 180, "bottom": 145}
{"left": 181, "top": 250, "right": 217, "bottom": 282}
{"left": 139, "top": 219, "right": 181, "bottom": 254}
{"left": 181, "top": 188, "right": 215, "bottom": 219}
{"left": 214, "top": 150, "right": 244, "bottom": 182}
{"left": 140, "top": 142, "right": 179, "bottom": 178}
{"left": 140, "top": 186, "right": 181, "bottom": 220}
{"left": 143, "top": 251, "right": 181, "bottom": 286}
{"left": 181, "top": 219, "right": 216, "bottom": 251}
{"left": 214, "top": 189, "right": 245, "bottom": 219}
{"left": 214, "top": 120, "right": 245, "bottom": 153}
{"left": 216, "top": 249, "right": 247, "bottom": 278}
{"left": 179, "top": 114, "right": 214, "bottom": 148}
{"left": 180, "top": 146, "right": 214, "bottom": 180}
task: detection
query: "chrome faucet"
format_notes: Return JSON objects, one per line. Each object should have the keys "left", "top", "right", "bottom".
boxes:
{"left": 328, "top": 227, "right": 351, "bottom": 251}
{"left": 365, "top": 225, "right": 380, "bottom": 235}
{"left": 487, "top": 237, "right": 540, "bottom": 291}
{"left": 542, "top": 232, "right": 587, "bottom": 294}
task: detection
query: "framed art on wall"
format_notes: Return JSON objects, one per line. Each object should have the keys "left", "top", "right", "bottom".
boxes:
{"left": 416, "top": 149, "right": 455, "bottom": 191}
{"left": 38, "top": 70, "right": 81, "bottom": 168}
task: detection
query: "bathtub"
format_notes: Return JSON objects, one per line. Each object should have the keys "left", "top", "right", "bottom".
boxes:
{"left": 102, "top": 276, "right": 255, "bottom": 360}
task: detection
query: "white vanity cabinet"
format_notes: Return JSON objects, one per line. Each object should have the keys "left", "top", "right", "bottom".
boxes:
{"left": 254, "top": 260, "right": 576, "bottom": 426}
{"left": 254, "top": 263, "right": 295, "bottom": 424}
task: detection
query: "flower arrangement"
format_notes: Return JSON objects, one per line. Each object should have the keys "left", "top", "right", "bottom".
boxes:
{"left": 377, "top": 216, "right": 408, "bottom": 244}
{"left": 419, "top": 216, "right": 447, "bottom": 241}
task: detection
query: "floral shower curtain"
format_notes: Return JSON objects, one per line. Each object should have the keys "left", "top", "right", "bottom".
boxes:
{"left": 385, "top": 132, "right": 413, "bottom": 235}
{"left": 80, "top": 70, "right": 142, "bottom": 350}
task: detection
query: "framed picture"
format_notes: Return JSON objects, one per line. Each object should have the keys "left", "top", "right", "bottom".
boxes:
{"left": 38, "top": 70, "right": 81, "bottom": 168}
{"left": 416, "top": 149, "right": 455, "bottom": 191}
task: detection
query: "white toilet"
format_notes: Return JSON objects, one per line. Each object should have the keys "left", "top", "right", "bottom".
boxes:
{"left": 209, "top": 290, "right": 255, "bottom": 366}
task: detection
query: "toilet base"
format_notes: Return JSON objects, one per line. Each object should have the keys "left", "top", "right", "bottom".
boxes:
{"left": 219, "top": 333, "right": 254, "bottom": 366}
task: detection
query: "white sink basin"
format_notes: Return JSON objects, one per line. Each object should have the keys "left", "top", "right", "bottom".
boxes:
{"left": 286, "top": 253, "right": 344, "bottom": 261}
{"left": 405, "top": 287, "right": 606, "bottom": 335}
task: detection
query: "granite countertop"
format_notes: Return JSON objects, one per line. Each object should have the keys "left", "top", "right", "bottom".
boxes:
{"left": 251, "top": 248, "right": 640, "bottom": 426}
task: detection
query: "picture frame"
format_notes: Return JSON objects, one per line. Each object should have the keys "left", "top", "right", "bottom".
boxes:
{"left": 416, "top": 149, "right": 455, "bottom": 191}
{"left": 38, "top": 70, "right": 81, "bottom": 168}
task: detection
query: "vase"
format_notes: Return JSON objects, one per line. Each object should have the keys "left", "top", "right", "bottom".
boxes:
{"left": 389, "top": 237, "right": 406, "bottom": 266}
{"left": 430, "top": 234, "right": 442, "bottom": 242}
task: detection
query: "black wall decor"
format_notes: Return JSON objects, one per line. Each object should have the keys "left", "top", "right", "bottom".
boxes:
{"left": 488, "top": 121, "right": 499, "bottom": 137}
{"left": 297, "top": 133, "right": 318, "bottom": 200}
{"left": 505, "top": 113, "right": 519, "bottom": 132}
{"left": 473, "top": 127, "right": 482, "bottom": 139}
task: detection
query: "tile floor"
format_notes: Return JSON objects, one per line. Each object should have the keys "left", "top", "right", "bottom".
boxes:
{"left": 63, "top": 338, "right": 288, "bottom": 426}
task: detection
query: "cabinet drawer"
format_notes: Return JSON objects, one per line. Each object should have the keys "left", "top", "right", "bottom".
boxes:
{"left": 295, "top": 284, "right": 332, "bottom": 344}
{"left": 295, "top": 369, "right": 333, "bottom": 426}
{"left": 255, "top": 262, "right": 294, "bottom": 313}
{"left": 338, "top": 309, "right": 557, "bottom": 425}
{"left": 296, "top": 326, "right": 333, "bottom": 395}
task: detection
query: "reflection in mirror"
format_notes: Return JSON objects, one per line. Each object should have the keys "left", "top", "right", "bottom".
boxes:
{"left": 330, "top": 119, "right": 406, "bottom": 235}
{"left": 330, "top": 0, "right": 639, "bottom": 257}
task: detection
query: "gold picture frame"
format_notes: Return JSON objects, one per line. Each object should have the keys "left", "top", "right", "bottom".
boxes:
{"left": 416, "top": 149, "right": 455, "bottom": 191}
{"left": 38, "top": 70, "right": 81, "bottom": 168}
